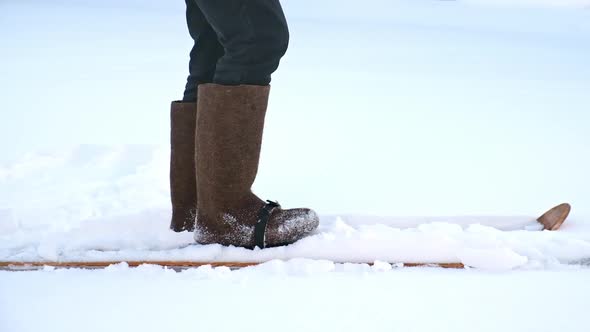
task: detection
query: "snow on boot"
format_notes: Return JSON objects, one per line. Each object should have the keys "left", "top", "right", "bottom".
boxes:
{"left": 169, "top": 101, "right": 198, "bottom": 232}
{"left": 194, "top": 84, "right": 319, "bottom": 248}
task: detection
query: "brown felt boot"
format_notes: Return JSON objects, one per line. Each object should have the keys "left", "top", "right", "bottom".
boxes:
{"left": 194, "top": 84, "right": 319, "bottom": 248}
{"left": 169, "top": 101, "right": 198, "bottom": 232}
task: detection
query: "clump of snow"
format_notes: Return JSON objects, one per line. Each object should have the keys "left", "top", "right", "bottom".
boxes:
{"left": 372, "top": 260, "right": 393, "bottom": 272}
{"left": 458, "top": 248, "right": 528, "bottom": 270}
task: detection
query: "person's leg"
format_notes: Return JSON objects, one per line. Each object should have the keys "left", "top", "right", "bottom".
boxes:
{"left": 182, "top": 0, "right": 225, "bottom": 101}
{"left": 192, "top": 0, "right": 318, "bottom": 248}
{"left": 194, "top": 0, "right": 289, "bottom": 85}
{"left": 170, "top": 0, "right": 223, "bottom": 232}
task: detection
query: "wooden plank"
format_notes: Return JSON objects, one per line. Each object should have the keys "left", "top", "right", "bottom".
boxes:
{"left": 0, "top": 261, "right": 465, "bottom": 270}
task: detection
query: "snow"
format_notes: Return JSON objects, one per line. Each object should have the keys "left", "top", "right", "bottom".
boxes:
{"left": 1, "top": 0, "right": 590, "bottom": 331}
{"left": 2, "top": 262, "right": 590, "bottom": 332}
{"left": 3, "top": 206, "right": 590, "bottom": 270}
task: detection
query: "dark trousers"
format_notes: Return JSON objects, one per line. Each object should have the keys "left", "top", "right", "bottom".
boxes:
{"left": 182, "top": 0, "right": 289, "bottom": 101}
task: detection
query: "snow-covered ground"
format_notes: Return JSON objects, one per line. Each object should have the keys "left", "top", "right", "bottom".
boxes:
{"left": 2, "top": 262, "right": 590, "bottom": 332}
{"left": 2, "top": 262, "right": 589, "bottom": 332}
{"left": 1, "top": 0, "right": 590, "bottom": 331}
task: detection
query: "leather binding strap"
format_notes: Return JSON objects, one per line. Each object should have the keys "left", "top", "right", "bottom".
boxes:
{"left": 254, "top": 200, "right": 280, "bottom": 249}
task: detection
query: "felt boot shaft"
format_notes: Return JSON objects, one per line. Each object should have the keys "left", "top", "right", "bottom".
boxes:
{"left": 169, "top": 101, "right": 198, "bottom": 232}
{"left": 194, "top": 84, "right": 319, "bottom": 247}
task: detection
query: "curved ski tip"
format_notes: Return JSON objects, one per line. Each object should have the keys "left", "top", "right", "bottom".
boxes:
{"left": 537, "top": 203, "right": 571, "bottom": 231}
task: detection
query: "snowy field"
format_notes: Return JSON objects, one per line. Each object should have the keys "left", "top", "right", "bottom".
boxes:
{"left": 1, "top": 0, "right": 590, "bottom": 331}
{"left": 2, "top": 263, "right": 590, "bottom": 332}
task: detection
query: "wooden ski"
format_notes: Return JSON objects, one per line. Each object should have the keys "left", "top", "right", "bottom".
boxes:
{"left": 0, "top": 260, "right": 466, "bottom": 270}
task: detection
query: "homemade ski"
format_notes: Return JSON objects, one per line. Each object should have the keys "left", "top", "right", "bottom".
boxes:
{"left": 0, "top": 203, "right": 571, "bottom": 271}
{"left": 0, "top": 261, "right": 466, "bottom": 271}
